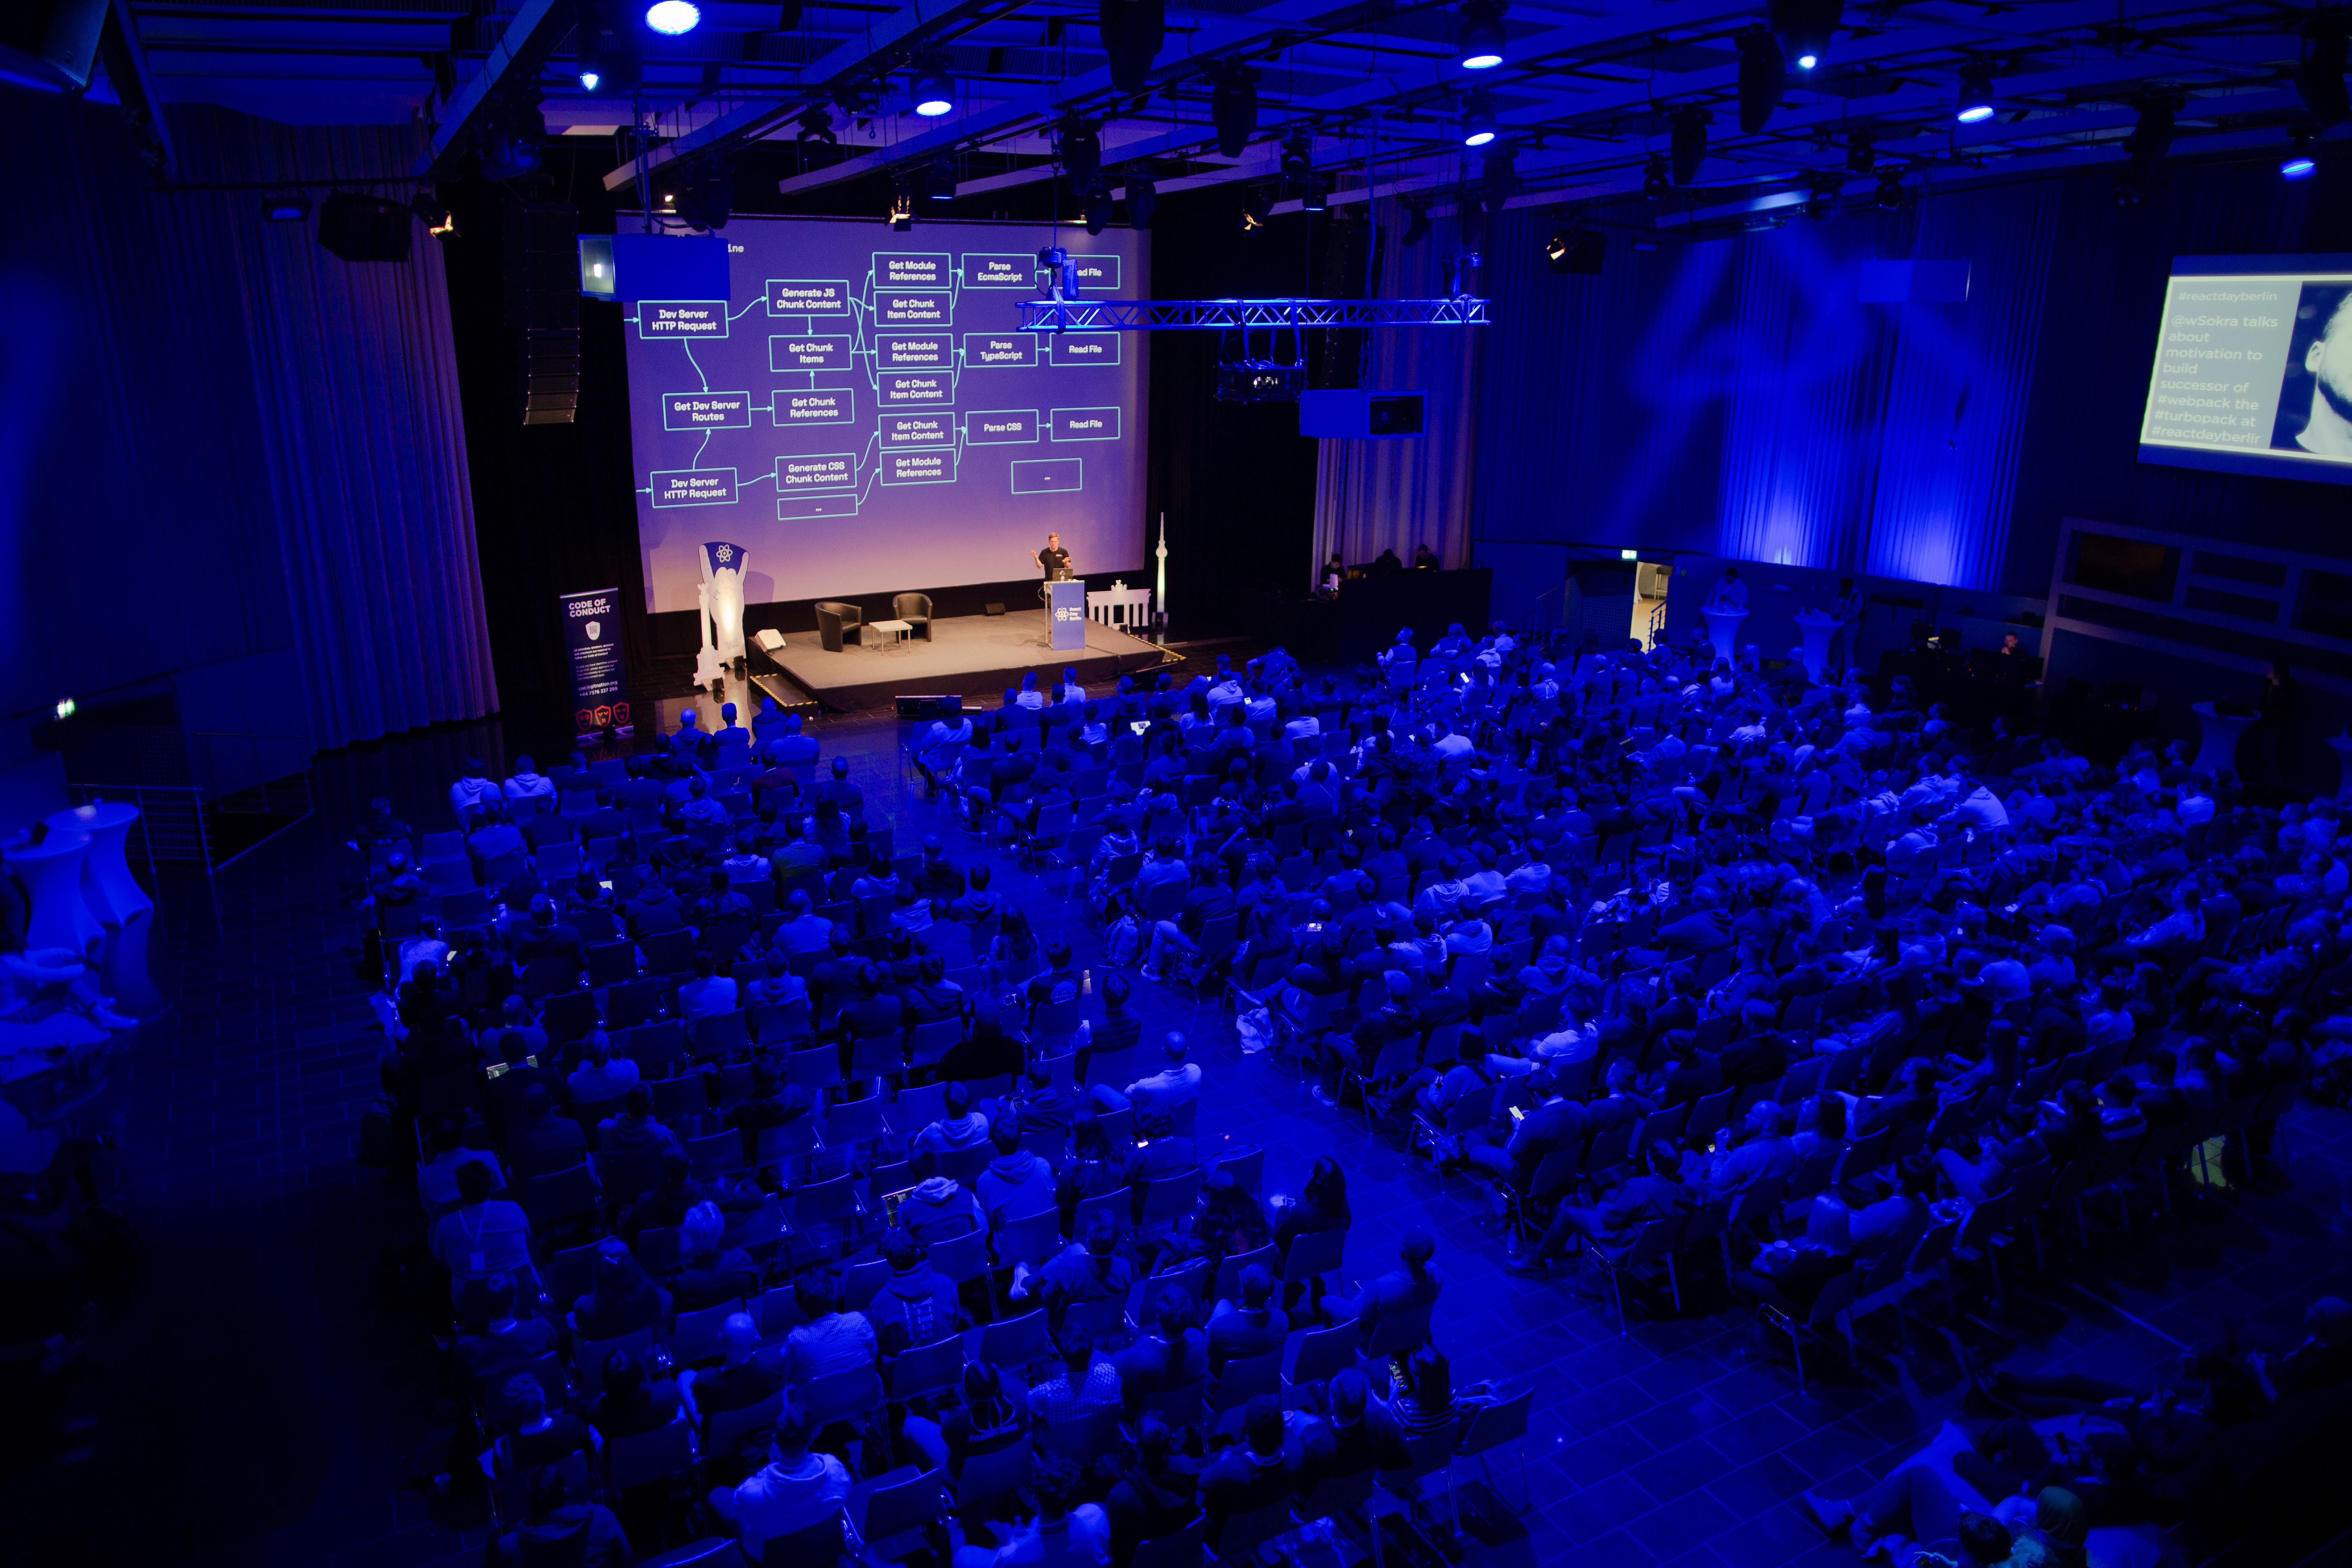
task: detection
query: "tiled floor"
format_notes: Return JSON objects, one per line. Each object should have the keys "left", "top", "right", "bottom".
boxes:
{"left": 11, "top": 703, "right": 2352, "bottom": 1568}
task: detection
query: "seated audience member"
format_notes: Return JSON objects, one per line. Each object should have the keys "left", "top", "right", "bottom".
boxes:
{"left": 569, "top": 1236, "right": 670, "bottom": 1340}
{"left": 1200, "top": 1396, "right": 1314, "bottom": 1531}
{"left": 869, "top": 1225, "right": 965, "bottom": 1354}
{"left": 418, "top": 1120, "right": 501, "bottom": 1214}
{"left": 977, "top": 1115, "right": 1056, "bottom": 1228}
{"left": 430, "top": 1160, "right": 533, "bottom": 1302}
{"left": 708, "top": 1400, "right": 853, "bottom": 1559}
{"left": 953, "top": 1452, "right": 1108, "bottom": 1568}
{"left": 898, "top": 1149, "right": 987, "bottom": 1244}
{"left": 1111, "top": 1291, "right": 1209, "bottom": 1414}
{"left": 588, "top": 1348, "right": 682, "bottom": 1441}
{"left": 669, "top": 1199, "right": 758, "bottom": 1311}
{"left": 915, "top": 1080, "right": 992, "bottom": 1154}
{"left": 1027, "top": 1325, "right": 1124, "bottom": 1430}
{"left": 481, "top": 1466, "right": 630, "bottom": 1568}
{"left": 1321, "top": 1226, "right": 1442, "bottom": 1340}
{"left": 597, "top": 1085, "right": 682, "bottom": 1163}
{"left": 680, "top": 1312, "right": 784, "bottom": 1423}
{"left": 453, "top": 1270, "right": 557, "bottom": 1388}
{"left": 564, "top": 1031, "right": 638, "bottom": 1109}
{"left": 1090, "top": 1032, "right": 1201, "bottom": 1115}
{"left": 781, "top": 1269, "right": 878, "bottom": 1383}
{"left": 905, "top": 1361, "right": 1031, "bottom": 1480}
{"left": 494, "top": 1373, "right": 599, "bottom": 1474}
{"left": 1207, "top": 1264, "right": 1288, "bottom": 1370}
{"left": 1105, "top": 1413, "right": 1200, "bottom": 1565}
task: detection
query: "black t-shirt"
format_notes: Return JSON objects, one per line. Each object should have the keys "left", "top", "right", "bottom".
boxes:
{"left": 1039, "top": 545, "right": 1070, "bottom": 576}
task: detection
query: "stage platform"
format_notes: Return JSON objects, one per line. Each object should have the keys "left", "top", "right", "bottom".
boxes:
{"left": 758, "top": 609, "right": 1166, "bottom": 712}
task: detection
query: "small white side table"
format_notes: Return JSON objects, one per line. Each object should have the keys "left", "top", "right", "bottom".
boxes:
{"left": 47, "top": 802, "right": 152, "bottom": 925}
{"left": 4, "top": 831, "right": 104, "bottom": 954}
{"left": 869, "top": 618, "right": 913, "bottom": 652}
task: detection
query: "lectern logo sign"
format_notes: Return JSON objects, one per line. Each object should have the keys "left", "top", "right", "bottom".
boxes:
{"left": 586, "top": 621, "right": 602, "bottom": 642}
{"left": 1054, "top": 606, "right": 1082, "bottom": 623}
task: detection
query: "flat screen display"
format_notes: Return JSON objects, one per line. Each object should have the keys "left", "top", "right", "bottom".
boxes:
{"left": 621, "top": 216, "right": 1148, "bottom": 610}
{"left": 2138, "top": 253, "right": 2352, "bottom": 486}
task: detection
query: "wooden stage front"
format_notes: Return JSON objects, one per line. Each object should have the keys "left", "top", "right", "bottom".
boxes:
{"left": 756, "top": 609, "right": 1166, "bottom": 712}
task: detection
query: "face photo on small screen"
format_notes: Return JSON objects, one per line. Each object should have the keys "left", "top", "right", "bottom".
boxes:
{"left": 2270, "top": 282, "right": 2352, "bottom": 457}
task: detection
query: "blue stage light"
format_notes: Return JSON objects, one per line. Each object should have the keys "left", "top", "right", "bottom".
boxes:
{"left": 644, "top": 0, "right": 700, "bottom": 36}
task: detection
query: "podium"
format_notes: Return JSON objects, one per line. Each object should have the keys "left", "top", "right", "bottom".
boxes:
{"left": 2190, "top": 702, "right": 2252, "bottom": 780}
{"left": 1702, "top": 604, "right": 1748, "bottom": 664}
{"left": 1795, "top": 610, "right": 1838, "bottom": 684}
{"left": 1047, "top": 580, "right": 1087, "bottom": 651}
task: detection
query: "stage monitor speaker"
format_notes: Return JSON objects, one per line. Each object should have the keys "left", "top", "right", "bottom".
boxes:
{"left": 983, "top": 602, "right": 1006, "bottom": 617}
{"left": 318, "top": 192, "right": 413, "bottom": 263}
{"left": 895, "top": 694, "right": 963, "bottom": 720}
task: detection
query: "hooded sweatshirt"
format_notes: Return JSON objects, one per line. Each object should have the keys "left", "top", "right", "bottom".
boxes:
{"left": 899, "top": 1175, "right": 983, "bottom": 1245}
{"left": 978, "top": 1149, "right": 1055, "bottom": 1226}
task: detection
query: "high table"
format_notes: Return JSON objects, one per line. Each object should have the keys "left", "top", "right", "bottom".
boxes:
{"left": 2189, "top": 702, "right": 2254, "bottom": 780}
{"left": 1795, "top": 610, "right": 1838, "bottom": 684}
{"left": 1702, "top": 604, "right": 1749, "bottom": 664}
{"left": 46, "top": 801, "right": 151, "bottom": 925}
{"left": 4, "top": 831, "right": 103, "bottom": 954}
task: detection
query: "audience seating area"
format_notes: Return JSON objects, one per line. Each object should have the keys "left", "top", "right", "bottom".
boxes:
{"left": 328, "top": 627, "right": 2352, "bottom": 1568}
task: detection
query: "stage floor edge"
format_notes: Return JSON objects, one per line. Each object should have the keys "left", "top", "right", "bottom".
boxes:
{"left": 761, "top": 608, "right": 1167, "bottom": 712}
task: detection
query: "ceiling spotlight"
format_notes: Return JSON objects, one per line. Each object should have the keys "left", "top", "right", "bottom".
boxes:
{"left": 643, "top": 0, "right": 700, "bottom": 35}
{"left": 924, "top": 158, "right": 956, "bottom": 203}
{"left": 1058, "top": 116, "right": 1102, "bottom": 189}
{"left": 1460, "top": 91, "right": 1497, "bottom": 147}
{"left": 1401, "top": 202, "right": 1432, "bottom": 246}
{"left": 1669, "top": 107, "right": 1708, "bottom": 185}
{"left": 479, "top": 105, "right": 541, "bottom": 181}
{"left": 1212, "top": 64, "right": 1260, "bottom": 158}
{"left": 261, "top": 190, "right": 312, "bottom": 222}
{"left": 1846, "top": 126, "right": 1875, "bottom": 172}
{"left": 1955, "top": 60, "right": 1996, "bottom": 123}
{"left": 410, "top": 191, "right": 458, "bottom": 237}
{"left": 911, "top": 58, "right": 953, "bottom": 118}
{"left": 1241, "top": 185, "right": 1274, "bottom": 232}
{"left": 1544, "top": 228, "right": 1604, "bottom": 274}
{"left": 579, "top": 66, "right": 601, "bottom": 90}
{"left": 1281, "top": 131, "right": 1313, "bottom": 181}
{"left": 888, "top": 183, "right": 915, "bottom": 230}
{"left": 2281, "top": 127, "right": 2318, "bottom": 180}
{"left": 1085, "top": 180, "right": 1116, "bottom": 234}
{"left": 1301, "top": 178, "right": 1329, "bottom": 211}
{"left": 1737, "top": 28, "right": 1786, "bottom": 135}
{"left": 1642, "top": 154, "right": 1670, "bottom": 198}
{"left": 1767, "top": 0, "right": 1841, "bottom": 74}
{"left": 1125, "top": 173, "right": 1157, "bottom": 228}
{"left": 1803, "top": 183, "right": 1838, "bottom": 221}
{"left": 1457, "top": 0, "right": 1508, "bottom": 71}
{"left": 796, "top": 106, "right": 837, "bottom": 144}
{"left": 1873, "top": 167, "right": 1907, "bottom": 208}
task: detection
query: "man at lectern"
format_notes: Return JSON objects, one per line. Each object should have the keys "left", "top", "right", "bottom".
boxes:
{"left": 1034, "top": 532, "right": 1074, "bottom": 581}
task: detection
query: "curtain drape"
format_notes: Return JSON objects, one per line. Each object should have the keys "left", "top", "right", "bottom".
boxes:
{"left": 0, "top": 96, "right": 494, "bottom": 750}
{"left": 180, "top": 109, "right": 497, "bottom": 748}
{"left": 1311, "top": 197, "right": 1483, "bottom": 581}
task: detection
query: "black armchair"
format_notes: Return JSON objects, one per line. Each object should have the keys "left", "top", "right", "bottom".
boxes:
{"left": 814, "top": 600, "right": 862, "bottom": 652}
{"left": 893, "top": 592, "right": 933, "bottom": 642}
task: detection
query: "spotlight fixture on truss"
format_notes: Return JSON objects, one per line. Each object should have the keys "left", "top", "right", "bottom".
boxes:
{"left": 1241, "top": 185, "right": 1274, "bottom": 232}
{"left": 2119, "top": 89, "right": 2179, "bottom": 196}
{"left": 1642, "top": 154, "right": 1671, "bottom": 198}
{"left": 1301, "top": 178, "right": 1328, "bottom": 211}
{"left": 1058, "top": 116, "right": 1102, "bottom": 189}
{"left": 262, "top": 189, "right": 312, "bottom": 222}
{"left": 1737, "top": 29, "right": 1785, "bottom": 134}
{"left": 1460, "top": 91, "right": 1497, "bottom": 147}
{"left": 1216, "top": 359, "right": 1309, "bottom": 403}
{"left": 1669, "top": 108, "right": 1708, "bottom": 185}
{"left": 1955, "top": 60, "right": 1996, "bottom": 123}
{"left": 2281, "top": 126, "right": 2319, "bottom": 179}
{"left": 1845, "top": 126, "right": 1875, "bottom": 172}
{"left": 1125, "top": 173, "right": 1157, "bottom": 227}
{"left": 1401, "top": 202, "right": 1432, "bottom": 245}
{"left": 1084, "top": 179, "right": 1115, "bottom": 234}
{"left": 1212, "top": 63, "right": 1260, "bottom": 157}
{"left": 911, "top": 54, "right": 953, "bottom": 118}
{"left": 1873, "top": 166, "right": 1909, "bottom": 208}
{"left": 1281, "top": 130, "right": 1313, "bottom": 181}
{"left": 1457, "top": 0, "right": 1508, "bottom": 70}
{"left": 1767, "top": 0, "right": 1840, "bottom": 71}
{"left": 796, "top": 106, "right": 837, "bottom": 144}
{"left": 412, "top": 190, "right": 458, "bottom": 238}
{"left": 924, "top": 157, "right": 957, "bottom": 203}
{"left": 887, "top": 181, "right": 915, "bottom": 230}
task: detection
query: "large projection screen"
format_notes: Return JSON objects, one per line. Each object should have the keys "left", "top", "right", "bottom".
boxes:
{"left": 2138, "top": 253, "right": 2352, "bottom": 486}
{"left": 623, "top": 216, "right": 1149, "bottom": 610}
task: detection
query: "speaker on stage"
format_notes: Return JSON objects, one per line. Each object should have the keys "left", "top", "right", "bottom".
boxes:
{"left": 983, "top": 603, "right": 1006, "bottom": 617}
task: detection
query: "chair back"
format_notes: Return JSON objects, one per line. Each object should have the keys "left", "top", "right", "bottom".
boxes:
{"left": 1140, "top": 1377, "right": 1205, "bottom": 1430}
{"left": 858, "top": 1466, "right": 951, "bottom": 1544}
{"left": 886, "top": 1336, "right": 967, "bottom": 1403}
{"left": 798, "top": 1365, "right": 884, "bottom": 1427}
{"left": 1037, "top": 1402, "right": 1125, "bottom": 1463}
{"left": 668, "top": 1299, "right": 744, "bottom": 1366}
{"left": 1129, "top": 1519, "right": 1208, "bottom": 1568}
{"left": 1209, "top": 1348, "right": 1284, "bottom": 1411}
{"left": 703, "top": 1391, "right": 782, "bottom": 1467}
{"left": 1281, "top": 1226, "right": 1346, "bottom": 1287}
{"left": 953, "top": 1439, "right": 1035, "bottom": 1510}
{"left": 606, "top": 1417, "right": 698, "bottom": 1492}
{"left": 1362, "top": 1301, "right": 1432, "bottom": 1361}
{"left": 760, "top": 1510, "right": 846, "bottom": 1568}
{"left": 1215, "top": 1500, "right": 1295, "bottom": 1564}
{"left": 1458, "top": 1383, "right": 1534, "bottom": 1458}
{"left": 1214, "top": 1243, "right": 1280, "bottom": 1305}
{"left": 978, "top": 1307, "right": 1053, "bottom": 1371}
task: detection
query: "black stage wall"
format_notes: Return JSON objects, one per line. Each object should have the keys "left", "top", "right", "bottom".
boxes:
{"left": 440, "top": 147, "right": 1346, "bottom": 753}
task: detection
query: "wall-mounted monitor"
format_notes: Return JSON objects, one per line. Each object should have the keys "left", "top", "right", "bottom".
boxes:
{"left": 2138, "top": 253, "right": 2352, "bottom": 487}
